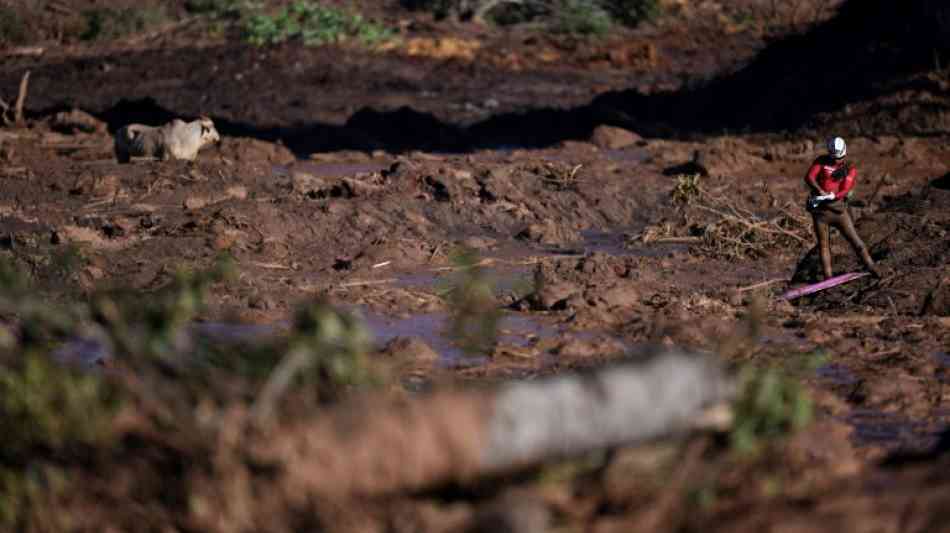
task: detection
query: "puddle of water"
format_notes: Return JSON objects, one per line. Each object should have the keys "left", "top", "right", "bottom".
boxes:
{"left": 273, "top": 161, "right": 388, "bottom": 179}
{"left": 394, "top": 267, "right": 534, "bottom": 297}
{"left": 360, "top": 311, "right": 558, "bottom": 367}
{"left": 846, "top": 409, "right": 942, "bottom": 452}
{"left": 53, "top": 322, "right": 288, "bottom": 370}
{"left": 815, "top": 361, "right": 950, "bottom": 452}
{"left": 52, "top": 337, "right": 111, "bottom": 370}
{"left": 579, "top": 229, "right": 688, "bottom": 257}
{"left": 815, "top": 363, "right": 861, "bottom": 386}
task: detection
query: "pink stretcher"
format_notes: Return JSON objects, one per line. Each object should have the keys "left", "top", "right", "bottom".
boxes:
{"left": 779, "top": 272, "right": 869, "bottom": 301}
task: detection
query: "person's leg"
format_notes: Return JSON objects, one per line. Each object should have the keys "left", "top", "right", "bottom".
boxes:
{"left": 833, "top": 208, "right": 879, "bottom": 276}
{"left": 812, "top": 213, "right": 833, "bottom": 279}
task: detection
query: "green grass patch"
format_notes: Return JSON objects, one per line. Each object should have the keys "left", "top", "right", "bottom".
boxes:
{"left": 729, "top": 363, "right": 815, "bottom": 456}
{"left": 80, "top": 7, "right": 170, "bottom": 41}
{"left": 0, "top": 7, "right": 28, "bottom": 46}
{"left": 243, "top": 1, "right": 395, "bottom": 47}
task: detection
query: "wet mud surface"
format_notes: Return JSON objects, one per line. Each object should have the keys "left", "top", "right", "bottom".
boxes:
{"left": 2, "top": 0, "right": 950, "bottom": 531}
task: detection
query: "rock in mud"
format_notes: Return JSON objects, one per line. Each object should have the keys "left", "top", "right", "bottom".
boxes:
{"left": 590, "top": 125, "right": 642, "bottom": 150}
{"left": 50, "top": 108, "right": 107, "bottom": 134}
{"left": 218, "top": 137, "right": 295, "bottom": 165}
{"left": 477, "top": 167, "right": 522, "bottom": 203}
{"left": 291, "top": 171, "right": 331, "bottom": 197}
{"left": 920, "top": 278, "right": 950, "bottom": 316}
{"left": 248, "top": 294, "right": 275, "bottom": 311}
{"left": 382, "top": 335, "right": 440, "bottom": 365}
{"left": 460, "top": 236, "right": 497, "bottom": 251}
{"left": 662, "top": 150, "right": 709, "bottom": 177}
{"left": 516, "top": 219, "right": 580, "bottom": 246}
{"left": 468, "top": 490, "right": 550, "bottom": 533}
{"left": 342, "top": 177, "right": 385, "bottom": 197}
{"left": 70, "top": 173, "right": 121, "bottom": 197}
{"left": 596, "top": 284, "right": 640, "bottom": 309}
{"left": 534, "top": 280, "right": 580, "bottom": 310}
{"left": 530, "top": 266, "right": 581, "bottom": 310}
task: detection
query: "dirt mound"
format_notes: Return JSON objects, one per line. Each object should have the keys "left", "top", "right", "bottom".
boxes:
{"left": 592, "top": 0, "right": 950, "bottom": 136}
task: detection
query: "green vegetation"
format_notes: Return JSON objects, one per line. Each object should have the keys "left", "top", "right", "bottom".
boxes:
{"left": 601, "top": 0, "right": 662, "bottom": 28}
{"left": 0, "top": 251, "right": 388, "bottom": 526}
{"left": 80, "top": 7, "right": 170, "bottom": 41}
{"left": 402, "top": 0, "right": 662, "bottom": 34}
{"left": 242, "top": 2, "right": 395, "bottom": 47}
{"left": 552, "top": 0, "right": 614, "bottom": 36}
{"left": 671, "top": 173, "right": 703, "bottom": 205}
{"left": 0, "top": 6, "right": 27, "bottom": 46}
{"left": 443, "top": 247, "right": 501, "bottom": 358}
{"left": 729, "top": 364, "right": 814, "bottom": 456}
{"left": 185, "top": 0, "right": 263, "bottom": 17}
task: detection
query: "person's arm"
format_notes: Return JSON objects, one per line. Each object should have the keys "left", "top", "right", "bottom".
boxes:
{"left": 838, "top": 163, "right": 857, "bottom": 196}
{"left": 804, "top": 161, "right": 827, "bottom": 195}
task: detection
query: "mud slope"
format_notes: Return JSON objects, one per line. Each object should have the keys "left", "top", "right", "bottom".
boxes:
{"left": 593, "top": 0, "right": 950, "bottom": 136}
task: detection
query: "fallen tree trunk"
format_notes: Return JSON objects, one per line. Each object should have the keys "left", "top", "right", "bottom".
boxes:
{"left": 249, "top": 349, "right": 735, "bottom": 499}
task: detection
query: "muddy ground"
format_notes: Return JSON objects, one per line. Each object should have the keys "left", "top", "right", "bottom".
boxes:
{"left": 2, "top": 0, "right": 950, "bottom": 531}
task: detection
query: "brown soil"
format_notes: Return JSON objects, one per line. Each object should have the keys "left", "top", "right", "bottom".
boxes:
{"left": 2, "top": 0, "right": 950, "bottom": 531}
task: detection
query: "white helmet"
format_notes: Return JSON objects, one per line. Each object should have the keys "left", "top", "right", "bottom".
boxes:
{"left": 827, "top": 136, "right": 847, "bottom": 159}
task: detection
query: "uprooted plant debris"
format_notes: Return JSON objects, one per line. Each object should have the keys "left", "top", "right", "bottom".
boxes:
{"left": 635, "top": 173, "right": 812, "bottom": 260}
{"left": 2, "top": 0, "right": 950, "bottom": 531}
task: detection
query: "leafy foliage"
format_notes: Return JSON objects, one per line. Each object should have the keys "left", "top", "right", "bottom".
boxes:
{"left": 552, "top": 0, "right": 614, "bottom": 35}
{"left": 0, "top": 251, "right": 387, "bottom": 526}
{"left": 401, "top": 0, "right": 662, "bottom": 33}
{"left": 80, "top": 7, "right": 169, "bottom": 41}
{"left": 671, "top": 173, "right": 703, "bottom": 205}
{"left": 243, "top": 1, "right": 394, "bottom": 47}
{"left": 444, "top": 247, "right": 501, "bottom": 358}
{"left": 0, "top": 7, "right": 27, "bottom": 45}
{"left": 601, "top": 0, "right": 662, "bottom": 27}
{"left": 729, "top": 364, "right": 814, "bottom": 455}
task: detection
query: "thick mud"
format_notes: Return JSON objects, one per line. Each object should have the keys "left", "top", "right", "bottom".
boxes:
{"left": 2, "top": 0, "right": 950, "bottom": 531}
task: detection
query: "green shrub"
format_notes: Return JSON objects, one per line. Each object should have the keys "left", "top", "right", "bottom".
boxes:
{"left": 0, "top": 7, "right": 28, "bottom": 45}
{"left": 729, "top": 365, "right": 814, "bottom": 455}
{"left": 600, "top": 0, "right": 662, "bottom": 28}
{"left": 444, "top": 247, "right": 501, "bottom": 358}
{"left": 243, "top": 2, "right": 394, "bottom": 47}
{"left": 552, "top": 0, "right": 613, "bottom": 35}
{"left": 80, "top": 7, "right": 169, "bottom": 41}
{"left": 0, "top": 353, "right": 120, "bottom": 528}
{"left": 185, "top": 0, "right": 261, "bottom": 16}
{"left": 399, "top": 0, "right": 459, "bottom": 19}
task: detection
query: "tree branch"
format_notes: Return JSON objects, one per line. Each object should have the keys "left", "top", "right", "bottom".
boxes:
{"left": 13, "top": 71, "right": 30, "bottom": 127}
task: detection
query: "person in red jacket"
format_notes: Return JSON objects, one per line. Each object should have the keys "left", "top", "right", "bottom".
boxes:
{"left": 804, "top": 137, "right": 880, "bottom": 279}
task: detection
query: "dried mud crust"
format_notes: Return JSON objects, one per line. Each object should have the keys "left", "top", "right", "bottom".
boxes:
{"left": 3, "top": 109, "right": 950, "bottom": 533}
{"left": 1, "top": 1, "right": 950, "bottom": 531}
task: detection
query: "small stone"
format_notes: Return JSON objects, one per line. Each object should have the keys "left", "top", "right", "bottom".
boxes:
{"left": 534, "top": 281, "right": 580, "bottom": 310}
{"left": 599, "top": 285, "right": 640, "bottom": 309}
{"left": 50, "top": 108, "right": 107, "bottom": 134}
{"left": 225, "top": 185, "right": 248, "bottom": 201}
{"left": 590, "top": 125, "right": 642, "bottom": 150}
{"left": 382, "top": 336, "right": 440, "bottom": 364}
{"left": 248, "top": 294, "right": 274, "bottom": 310}
{"left": 291, "top": 171, "right": 330, "bottom": 197}
{"left": 184, "top": 196, "right": 207, "bottom": 210}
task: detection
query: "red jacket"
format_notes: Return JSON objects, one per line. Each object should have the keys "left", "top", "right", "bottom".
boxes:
{"left": 804, "top": 155, "right": 856, "bottom": 199}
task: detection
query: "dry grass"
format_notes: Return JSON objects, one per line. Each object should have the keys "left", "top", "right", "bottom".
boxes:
{"left": 634, "top": 174, "right": 811, "bottom": 259}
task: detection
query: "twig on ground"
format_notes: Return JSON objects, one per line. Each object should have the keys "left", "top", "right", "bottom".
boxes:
{"left": 1, "top": 71, "right": 30, "bottom": 127}
{"left": 335, "top": 278, "right": 397, "bottom": 289}
{"left": 737, "top": 278, "right": 788, "bottom": 293}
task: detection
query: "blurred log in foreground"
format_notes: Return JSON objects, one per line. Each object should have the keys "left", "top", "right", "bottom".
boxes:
{"left": 252, "top": 349, "right": 735, "bottom": 499}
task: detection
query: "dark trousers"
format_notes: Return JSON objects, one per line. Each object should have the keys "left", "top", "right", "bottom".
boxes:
{"left": 809, "top": 201, "right": 875, "bottom": 278}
